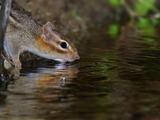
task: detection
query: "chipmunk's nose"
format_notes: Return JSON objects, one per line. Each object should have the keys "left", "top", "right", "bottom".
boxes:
{"left": 76, "top": 55, "right": 80, "bottom": 60}
{"left": 74, "top": 54, "right": 80, "bottom": 60}
{"left": 71, "top": 53, "right": 80, "bottom": 61}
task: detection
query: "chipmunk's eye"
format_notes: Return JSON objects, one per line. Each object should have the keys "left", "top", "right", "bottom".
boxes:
{"left": 60, "top": 41, "right": 68, "bottom": 49}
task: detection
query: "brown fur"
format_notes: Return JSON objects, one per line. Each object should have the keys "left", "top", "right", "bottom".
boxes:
{"left": 35, "top": 36, "right": 67, "bottom": 54}
{"left": 4, "top": 1, "right": 79, "bottom": 69}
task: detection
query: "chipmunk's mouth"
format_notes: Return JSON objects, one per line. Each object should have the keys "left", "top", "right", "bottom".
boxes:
{"left": 54, "top": 55, "right": 80, "bottom": 63}
{"left": 54, "top": 59, "right": 67, "bottom": 63}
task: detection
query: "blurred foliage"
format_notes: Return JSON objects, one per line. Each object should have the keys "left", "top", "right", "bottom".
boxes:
{"left": 107, "top": 0, "right": 159, "bottom": 16}
{"left": 107, "top": 24, "right": 120, "bottom": 38}
{"left": 136, "top": 17, "right": 155, "bottom": 38}
{"left": 107, "top": 0, "right": 122, "bottom": 7}
{"left": 106, "top": 0, "right": 160, "bottom": 43}
{"left": 106, "top": 17, "right": 158, "bottom": 43}
{"left": 70, "top": 9, "right": 82, "bottom": 21}
{"left": 135, "top": 0, "right": 158, "bottom": 16}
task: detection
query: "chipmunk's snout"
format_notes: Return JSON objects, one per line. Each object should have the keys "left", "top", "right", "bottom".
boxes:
{"left": 75, "top": 55, "right": 80, "bottom": 60}
{"left": 74, "top": 53, "right": 80, "bottom": 60}
{"left": 70, "top": 52, "right": 80, "bottom": 62}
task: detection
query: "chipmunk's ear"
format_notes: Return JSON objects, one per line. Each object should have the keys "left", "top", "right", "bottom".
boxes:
{"left": 42, "top": 22, "right": 55, "bottom": 41}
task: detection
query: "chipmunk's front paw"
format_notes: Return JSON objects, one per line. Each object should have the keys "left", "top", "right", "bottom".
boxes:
{"left": 14, "top": 61, "right": 22, "bottom": 69}
{"left": 15, "top": 64, "right": 22, "bottom": 69}
{"left": 13, "top": 68, "right": 20, "bottom": 78}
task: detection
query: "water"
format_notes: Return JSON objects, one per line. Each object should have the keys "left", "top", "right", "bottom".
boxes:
{"left": 0, "top": 24, "right": 160, "bottom": 120}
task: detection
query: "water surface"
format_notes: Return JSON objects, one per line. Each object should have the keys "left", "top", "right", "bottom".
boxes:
{"left": 0, "top": 24, "right": 160, "bottom": 120}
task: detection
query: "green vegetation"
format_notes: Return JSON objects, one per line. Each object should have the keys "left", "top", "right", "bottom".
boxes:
{"left": 107, "top": 24, "right": 120, "bottom": 38}
{"left": 107, "top": 0, "right": 159, "bottom": 16}
{"left": 107, "top": 0, "right": 122, "bottom": 7}
{"left": 135, "top": 0, "right": 158, "bottom": 16}
{"left": 106, "top": 0, "right": 160, "bottom": 43}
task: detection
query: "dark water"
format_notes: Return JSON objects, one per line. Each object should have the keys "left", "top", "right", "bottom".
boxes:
{"left": 0, "top": 24, "right": 160, "bottom": 120}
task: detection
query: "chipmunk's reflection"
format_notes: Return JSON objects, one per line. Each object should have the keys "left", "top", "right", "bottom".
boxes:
{"left": 33, "top": 63, "right": 79, "bottom": 87}
{"left": 6, "top": 60, "right": 79, "bottom": 87}
{"left": 0, "top": 63, "right": 79, "bottom": 118}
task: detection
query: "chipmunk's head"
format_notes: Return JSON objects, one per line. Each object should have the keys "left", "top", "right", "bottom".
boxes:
{"left": 40, "top": 22, "right": 80, "bottom": 62}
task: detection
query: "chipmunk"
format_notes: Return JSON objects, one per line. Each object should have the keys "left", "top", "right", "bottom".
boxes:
{"left": 3, "top": 2, "right": 80, "bottom": 69}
